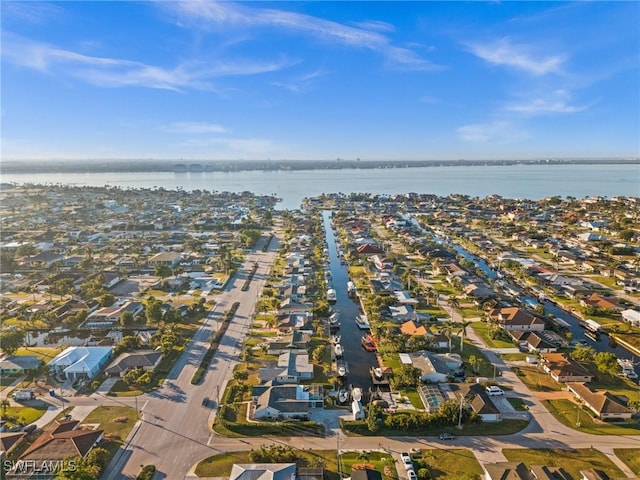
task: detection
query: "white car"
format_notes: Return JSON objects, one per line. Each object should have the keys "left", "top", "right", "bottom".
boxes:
{"left": 400, "top": 452, "right": 413, "bottom": 471}
{"left": 485, "top": 385, "right": 504, "bottom": 396}
{"left": 408, "top": 470, "right": 418, "bottom": 480}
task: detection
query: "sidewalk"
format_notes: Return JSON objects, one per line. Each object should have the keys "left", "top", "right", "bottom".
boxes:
{"left": 0, "top": 375, "right": 26, "bottom": 399}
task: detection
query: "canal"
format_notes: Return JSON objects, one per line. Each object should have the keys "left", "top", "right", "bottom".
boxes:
{"left": 322, "top": 210, "right": 378, "bottom": 391}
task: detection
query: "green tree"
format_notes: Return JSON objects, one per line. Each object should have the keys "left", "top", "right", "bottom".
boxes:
{"left": 154, "top": 264, "right": 172, "bottom": 278}
{"left": 571, "top": 345, "right": 595, "bottom": 362}
{"left": 0, "top": 329, "right": 25, "bottom": 355}
{"left": 594, "top": 351, "right": 619, "bottom": 376}
{"left": 120, "top": 311, "right": 134, "bottom": 327}
{"left": 54, "top": 458, "right": 100, "bottom": 480}
{"left": 145, "top": 297, "right": 163, "bottom": 324}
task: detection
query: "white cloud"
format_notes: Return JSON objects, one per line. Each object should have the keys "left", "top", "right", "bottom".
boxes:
{"left": 457, "top": 120, "right": 527, "bottom": 143}
{"left": 351, "top": 20, "right": 396, "bottom": 33}
{"left": 161, "top": 1, "right": 441, "bottom": 71}
{"left": 467, "top": 38, "right": 564, "bottom": 76}
{"left": 162, "top": 122, "right": 228, "bottom": 134}
{"left": 1, "top": 32, "right": 294, "bottom": 91}
{"left": 1, "top": 2, "right": 64, "bottom": 24}
{"left": 505, "top": 90, "right": 588, "bottom": 115}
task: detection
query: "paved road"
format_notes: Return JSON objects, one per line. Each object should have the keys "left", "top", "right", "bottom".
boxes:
{"left": 101, "top": 232, "right": 282, "bottom": 480}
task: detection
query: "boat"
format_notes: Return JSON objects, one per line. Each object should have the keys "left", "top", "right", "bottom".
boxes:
{"left": 618, "top": 359, "right": 639, "bottom": 379}
{"left": 327, "top": 288, "right": 337, "bottom": 302}
{"left": 338, "top": 389, "right": 349, "bottom": 403}
{"left": 354, "top": 314, "right": 370, "bottom": 330}
{"left": 352, "top": 387, "right": 362, "bottom": 402}
{"left": 581, "top": 319, "right": 602, "bottom": 333}
{"left": 551, "top": 317, "right": 572, "bottom": 330}
{"left": 373, "top": 367, "right": 384, "bottom": 379}
{"left": 332, "top": 334, "right": 341, "bottom": 344}
{"left": 334, "top": 343, "right": 344, "bottom": 358}
{"left": 337, "top": 364, "right": 347, "bottom": 377}
{"left": 361, "top": 334, "right": 378, "bottom": 352}
{"left": 347, "top": 281, "right": 356, "bottom": 297}
{"left": 329, "top": 312, "right": 340, "bottom": 325}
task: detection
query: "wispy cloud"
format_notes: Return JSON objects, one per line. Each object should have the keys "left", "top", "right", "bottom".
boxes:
{"left": 1, "top": 2, "right": 64, "bottom": 25}
{"left": 467, "top": 37, "right": 564, "bottom": 76}
{"left": 457, "top": 120, "right": 527, "bottom": 143}
{"left": 161, "top": 1, "right": 442, "bottom": 71}
{"left": 505, "top": 90, "right": 588, "bottom": 116}
{"left": 351, "top": 20, "right": 395, "bottom": 33}
{"left": 162, "top": 122, "right": 228, "bottom": 134}
{"left": 1, "top": 32, "right": 294, "bottom": 91}
{"left": 270, "top": 69, "right": 326, "bottom": 93}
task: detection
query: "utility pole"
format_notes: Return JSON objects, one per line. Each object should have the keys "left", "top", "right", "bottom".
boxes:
{"left": 457, "top": 393, "right": 465, "bottom": 429}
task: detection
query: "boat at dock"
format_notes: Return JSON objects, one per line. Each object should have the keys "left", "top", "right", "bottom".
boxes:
{"left": 618, "top": 359, "right": 638, "bottom": 379}
{"left": 361, "top": 334, "right": 378, "bottom": 352}
{"left": 334, "top": 343, "right": 344, "bottom": 358}
{"left": 354, "top": 314, "right": 370, "bottom": 330}
{"left": 347, "top": 281, "right": 356, "bottom": 297}
{"left": 337, "top": 363, "right": 347, "bottom": 377}
{"left": 327, "top": 288, "right": 337, "bottom": 303}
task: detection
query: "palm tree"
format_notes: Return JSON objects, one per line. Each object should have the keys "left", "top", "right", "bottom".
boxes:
{"left": 458, "top": 319, "right": 472, "bottom": 354}
{"left": 441, "top": 321, "right": 456, "bottom": 353}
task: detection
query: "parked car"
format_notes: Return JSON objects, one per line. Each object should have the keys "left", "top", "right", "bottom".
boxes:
{"left": 408, "top": 470, "right": 418, "bottom": 480}
{"left": 439, "top": 432, "right": 455, "bottom": 440}
{"left": 23, "top": 424, "right": 37, "bottom": 434}
{"left": 400, "top": 452, "right": 413, "bottom": 470}
{"left": 202, "top": 397, "right": 209, "bottom": 407}
{"left": 485, "top": 385, "right": 504, "bottom": 396}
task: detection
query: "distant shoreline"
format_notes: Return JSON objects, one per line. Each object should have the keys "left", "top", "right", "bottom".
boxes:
{"left": 1, "top": 157, "right": 638, "bottom": 174}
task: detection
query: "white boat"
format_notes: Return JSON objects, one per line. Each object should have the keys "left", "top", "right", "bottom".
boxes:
{"left": 329, "top": 312, "right": 340, "bottom": 325}
{"left": 337, "top": 365, "right": 347, "bottom": 377}
{"left": 334, "top": 344, "right": 343, "bottom": 358}
{"left": 618, "top": 359, "right": 638, "bottom": 379}
{"left": 347, "top": 281, "right": 356, "bottom": 297}
{"left": 327, "top": 288, "right": 337, "bottom": 302}
{"left": 352, "top": 387, "right": 362, "bottom": 402}
{"left": 373, "top": 367, "right": 384, "bottom": 379}
{"left": 338, "top": 389, "right": 349, "bottom": 403}
{"left": 354, "top": 314, "right": 370, "bottom": 330}
{"left": 332, "top": 334, "right": 341, "bottom": 344}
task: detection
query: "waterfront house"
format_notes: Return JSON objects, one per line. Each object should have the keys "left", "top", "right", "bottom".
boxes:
{"left": 48, "top": 346, "right": 113, "bottom": 381}
{"left": 540, "top": 353, "right": 593, "bottom": 383}
{"left": 258, "top": 352, "right": 313, "bottom": 384}
{"left": 252, "top": 385, "right": 322, "bottom": 420}
{"left": 621, "top": 309, "right": 640, "bottom": 327}
{"left": 491, "top": 307, "right": 545, "bottom": 332}
{"left": 566, "top": 383, "right": 634, "bottom": 420}
{"left": 0, "top": 355, "right": 42, "bottom": 376}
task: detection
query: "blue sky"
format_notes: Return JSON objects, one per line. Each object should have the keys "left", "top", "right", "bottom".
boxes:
{"left": 2, "top": 1, "right": 639, "bottom": 161}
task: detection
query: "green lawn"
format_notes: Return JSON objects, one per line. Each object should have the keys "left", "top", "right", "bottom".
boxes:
{"left": 502, "top": 448, "right": 624, "bottom": 479}
{"left": 81, "top": 406, "right": 139, "bottom": 441}
{"left": 0, "top": 406, "right": 48, "bottom": 426}
{"left": 411, "top": 449, "right": 483, "bottom": 480}
{"left": 197, "top": 450, "right": 340, "bottom": 480}
{"left": 108, "top": 380, "right": 143, "bottom": 397}
{"left": 470, "top": 322, "right": 514, "bottom": 349}
{"left": 342, "top": 417, "right": 528, "bottom": 437}
{"left": 507, "top": 398, "right": 529, "bottom": 411}
{"left": 613, "top": 449, "right": 640, "bottom": 475}
{"left": 542, "top": 399, "right": 640, "bottom": 435}
{"left": 15, "top": 346, "right": 65, "bottom": 362}
{"left": 512, "top": 365, "right": 563, "bottom": 392}
{"left": 341, "top": 451, "right": 397, "bottom": 479}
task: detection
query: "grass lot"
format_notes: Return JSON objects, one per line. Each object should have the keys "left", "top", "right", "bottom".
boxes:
{"left": 341, "top": 451, "right": 397, "bottom": 479}
{"left": 512, "top": 365, "right": 563, "bottom": 392}
{"left": 213, "top": 402, "right": 324, "bottom": 437}
{"left": 542, "top": 399, "right": 640, "bottom": 435}
{"left": 197, "top": 450, "right": 339, "bottom": 480}
{"left": 82, "top": 406, "right": 138, "bottom": 441}
{"left": 15, "top": 346, "right": 65, "bottom": 363}
{"left": 0, "top": 406, "right": 48, "bottom": 426}
{"left": 507, "top": 398, "right": 529, "bottom": 411}
{"left": 470, "top": 322, "right": 514, "bottom": 349}
{"left": 109, "top": 380, "right": 143, "bottom": 397}
{"left": 502, "top": 448, "right": 624, "bottom": 479}
{"left": 588, "top": 275, "right": 622, "bottom": 290}
{"left": 380, "top": 353, "right": 402, "bottom": 370}
{"left": 613, "top": 449, "right": 640, "bottom": 475}
{"left": 342, "top": 417, "right": 528, "bottom": 437}
{"left": 411, "top": 449, "right": 483, "bottom": 480}
{"left": 501, "top": 353, "right": 529, "bottom": 362}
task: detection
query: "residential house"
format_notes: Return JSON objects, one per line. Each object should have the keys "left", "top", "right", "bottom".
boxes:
{"left": 580, "top": 294, "right": 621, "bottom": 313}
{"left": 491, "top": 307, "right": 545, "bottom": 332}
{"left": 540, "top": 353, "right": 593, "bottom": 383}
{"left": 621, "top": 309, "right": 640, "bottom": 327}
{"left": 483, "top": 462, "right": 532, "bottom": 480}
{"left": 393, "top": 291, "right": 420, "bottom": 306}
{"left": 230, "top": 463, "right": 297, "bottom": 480}
{"left": 0, "top": 432, "right": 25, "bottom": 457}
{"left": 258, "top": 352, "right": 314, "bottom": 384}
{"left": 566, "top": 383, "right": 635, "bottom": 421}
{"left": 48, "top": 346, "right": 113, "bottom": 381}
{"left": 148, "top": 251, "right": 182, "bottom": 267}
{"left": 406, "top": 352, "right": 464, "bottom": 383}
{"left": 104, "top": 350, "right": 163, "bottom": 377}
{"left": 6, "top": 420, "right": 103, "bottom": 480}
{"left": 266, "top": 331, "right": 311, "bottom": 355}
{"left": 0, "top": 356, "right": 41, "bottom": 376}
{"left": 454, "top": 383, "right": 502, "bottom": 422}
{"left": 252, "top": 384, "right": 323, "bottom": 420}
{"left": 509, "top": 331, "right": 558, "bottom": 354}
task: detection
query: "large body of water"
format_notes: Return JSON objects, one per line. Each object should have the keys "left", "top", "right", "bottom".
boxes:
{"left": 2, "top": 163, "right": 638, "bottom": 209}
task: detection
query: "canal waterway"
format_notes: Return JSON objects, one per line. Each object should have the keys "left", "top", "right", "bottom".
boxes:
{"left": 322, "top": 211, "right": 378, "bottom": 391}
